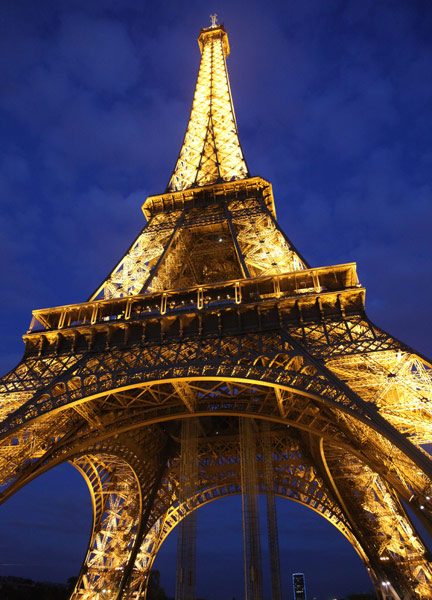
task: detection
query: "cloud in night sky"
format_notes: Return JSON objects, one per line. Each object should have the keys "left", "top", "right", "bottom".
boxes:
{"left": 0, "top": 0, "right": 431, "bottom": 597}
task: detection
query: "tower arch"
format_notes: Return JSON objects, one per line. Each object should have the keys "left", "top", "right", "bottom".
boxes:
{"left": 1, "top": 19, "right": 432, "bottom": 600}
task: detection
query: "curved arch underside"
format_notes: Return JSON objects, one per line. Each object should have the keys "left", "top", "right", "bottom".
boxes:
{"left": 1, "top": 370, "right": 431, "bottom": 525}
{"left": 62, "top": 424, "right": 432, "bottom": 600}
{"left": 1, "top": 327, "right": 432, "bottom": 599}
{"left": 72, "top": 453, "right": 142, "bottom": 597}
{"left": 67, "top": 429, "right": 370, "bottom": 599}
{"left": 2, "top": 15, "right": 432, "bottom": 598}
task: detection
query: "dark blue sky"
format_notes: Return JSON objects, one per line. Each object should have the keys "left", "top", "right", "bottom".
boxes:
{"left": 1, "top": 1, "right": 431, "bottom": 598}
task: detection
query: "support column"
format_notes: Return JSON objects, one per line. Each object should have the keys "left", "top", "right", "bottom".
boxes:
{"left": 176, "top": 418, "right": 199, "bottom": 600}
{"left": 240, "top": 417, "right": 264, "bottom": 600}
{"left": 261, "top": 421, "right": 283, "bottom": 600}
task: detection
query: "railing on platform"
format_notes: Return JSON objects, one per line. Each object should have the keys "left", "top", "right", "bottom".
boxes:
{"left": 28, "top": 263, "right": 360, "bottom": 333}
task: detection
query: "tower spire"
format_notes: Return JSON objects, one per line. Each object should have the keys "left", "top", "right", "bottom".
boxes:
{"left": 167, "top": 24, "right": 249, "bottom": 191}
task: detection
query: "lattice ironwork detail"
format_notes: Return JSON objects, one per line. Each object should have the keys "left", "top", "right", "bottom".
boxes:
{"left": 228, "top": 199, "right": 305, "bottom": 276}
{"left": 176, "top": 418, "right": 199, "bottom": 600}
{"left": 1, "top": 19, "right": 432, "bottom": 600}
{"left": 240, "top": 418, "right": 264, "bottom": 600}
{"left": 261, "top": 420, "right": 282, "bottom": 600}
{"left": 167, "top": 25, "right": 248, "bottom": 192}
{"left": 71, "top": 454, "right": 141, "bottom": 599}
{"left": 326, "top": 350, "right": 432, "bottom": 444}
{"left": 323, "top": 443, "right": 432, "bottom": 599}
{"left": 90, "top": 211, "right": 183, "bottom": 300}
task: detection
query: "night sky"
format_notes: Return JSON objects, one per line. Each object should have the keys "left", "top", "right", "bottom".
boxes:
{"left": 1, "top": 1, "right": 432, "bottom": 599}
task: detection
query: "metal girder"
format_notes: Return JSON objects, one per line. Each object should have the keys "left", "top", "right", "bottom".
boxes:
{"left": 71, "top": 454, "right": 142, "bottom": 600}
{"left": 115, "top": 428, "right": 373, "bottom": 598}
{"left": 326, "top": 350, "right": 432, "bottom": 444}
{"left": 261, "top": 420, "right": 282, "bottom": 600}
{"left": 175, "top": 418, "right": 199, "bottom": 600}
{"left": 226, "top": 198, "right": 306, "bottom": 277}
{"left": 0, "top": 331, "right": 386, "bottom": 436}
{"left": 167, "top": 25, "right": 248, "bottom": 191}
{"left": 240, "top": 417, "right": 264, "bottom": 600}
{"left": 173, "top": 382, "right": 196, "bottom": 413}
{"left": 89, "top": 211, "right": 184, "bottom": 301}
{"left": 1, "top": 19, "right": 432, "bottom": 600}
{"left": 322, "top": 443, "right": 432, "bottom": 599}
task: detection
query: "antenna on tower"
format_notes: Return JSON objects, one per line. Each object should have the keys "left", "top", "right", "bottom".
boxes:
{"left": 210, "top": 13, "right": 218, "bottom": 27}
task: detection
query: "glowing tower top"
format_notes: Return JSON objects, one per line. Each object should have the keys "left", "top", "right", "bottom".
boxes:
{"left": 167, "top": 19, "right": 249, "bottom": 191}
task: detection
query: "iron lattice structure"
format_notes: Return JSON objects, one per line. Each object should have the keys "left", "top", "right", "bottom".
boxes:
{"left": 1, "top": 22, "right": 432, "bottom": 600}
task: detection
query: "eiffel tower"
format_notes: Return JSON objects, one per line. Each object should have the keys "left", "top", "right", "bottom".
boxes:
{"left": 1, "top": 19, "right": 432, "bottom": 600}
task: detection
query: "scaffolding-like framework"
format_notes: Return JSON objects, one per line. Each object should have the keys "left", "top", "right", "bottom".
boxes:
{"left": 261, "top": 420, "right": 282, "bottom": 600}
{"left": 1, "top": 19, "right": 432, "bottom": 600}
{"left": 240, "top": 417, "right": 264, "bottom": 600}
{"left": 175, "top": 416, "right": 199, "bottom": 600}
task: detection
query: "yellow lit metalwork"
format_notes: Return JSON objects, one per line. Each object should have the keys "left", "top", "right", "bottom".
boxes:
{"left": 90, "top": 210, "right": 183, "bottom": 300}
{"left": 1, "top": 20, "right": 432, "bottom": 600}
{"left": 91, "top": 177, "right": 306, "bottom": 300}
{"left": 228, "top": 197, "right": 306, "bottom": 275}
{"left": 167, "top": 25, "right": 249, "bottom": 191}
{"left": 327, "top": 350, "right": 432, "bottom": 444}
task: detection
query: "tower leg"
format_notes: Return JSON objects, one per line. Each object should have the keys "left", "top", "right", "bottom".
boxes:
{"left": 261, "top": 421, "right": 282, "bottom": 600}
{"left": 176, "top": 418, "right": 199, "bottom": 600}
{"left": 240, "top": 418, "right": 264, "bottom": 600}
{"left": 70, "top": 454, "right": 143, "bottom": 600}
{"left": 321, "top": 443, "right": 432, "bottom": 599}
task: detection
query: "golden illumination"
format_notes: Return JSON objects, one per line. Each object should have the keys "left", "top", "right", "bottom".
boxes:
{"left": 1, "top": 21, "right": 432, "bottom": 600}
{"left": 168, "top": 25, "right": 249, "bottom": 191}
